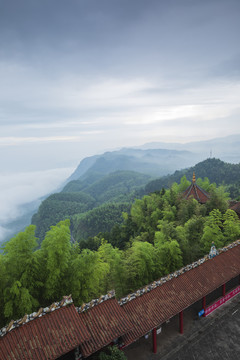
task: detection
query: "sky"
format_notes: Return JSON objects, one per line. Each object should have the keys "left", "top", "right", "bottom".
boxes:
{"left": 0, "top": 0, "right": 240, "bottom": 240}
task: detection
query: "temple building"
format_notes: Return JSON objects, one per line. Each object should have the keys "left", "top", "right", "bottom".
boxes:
{"left": 182, "top": 173, "right": 240, "bottom": 219}
{"left": 182, "top": 172, "right": 210, "bottom": 204}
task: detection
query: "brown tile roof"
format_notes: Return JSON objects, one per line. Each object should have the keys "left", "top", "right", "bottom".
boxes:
{"left": 1, "top": 243, "right": 239, "bottom": 358}
{"left": 182, "top": 183, "right": 210, "bottom": 203}
{"left": 121, "top": 243, "right": 240, "bottom": 345}
{"left": 78, "top": 298, "right": 133, "bottom": 357}
{"left": 0, "top": 304, "right": 90, "bottom": 360}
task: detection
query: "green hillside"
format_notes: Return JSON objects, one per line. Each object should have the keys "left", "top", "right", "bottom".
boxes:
{"left": 145, "top": 158, "right": 240, "bottom": 198}
{"left": 32, "top": 158, "right": 240, "bottom": 242}
{"left": 32, "top": 171, "right": 151, "bottom": 241}
{"left": 73, "top": 202, "right": 131, "bottom": 242}
{"left": 2, "top": 172, "right": 240, "bottom": 329}
{"left": 32, "top": 192, "right": 95, "bottom": 240}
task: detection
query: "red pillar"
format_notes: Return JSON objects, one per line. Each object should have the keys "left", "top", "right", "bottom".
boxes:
{"left": 222, "top": 283, "right": 226, "bottom": 297}
{"left": 202, "top": 296, "right": 206, "bottom": 317}
{"left": 179, "top": 311, "right": 183, "bottom": 334}
{"left": 152, "top": 328, "right": 157, "bottom": 354}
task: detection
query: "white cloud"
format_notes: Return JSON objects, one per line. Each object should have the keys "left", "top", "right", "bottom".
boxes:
{"left": 123, "top": 81, "right": 240, "bottom": 126}
{"left": 0, "top": 167, "right": 73, "bottom": 225}
{"left": 0, "top": 226, "right": 11, "bottom": 244}
{"left": 1, "top": 0, "right": 240, "bottom": 242}
{"left": 0, "top": 133, "right": 104, "bottom": 147}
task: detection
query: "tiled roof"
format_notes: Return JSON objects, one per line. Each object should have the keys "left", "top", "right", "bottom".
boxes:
{"left": 0, "top": 304, "right": 90, "bottom": 360}
{"left": 78, "top": 298, "right": 133, "bottom": 357}
{"left": 1, "top": 242, "right": 240, "bottom": 358}
{"left": 182, "top": 183, "right": 210, "bottom": 203}
{"left": 121, "top": 243, "right": 240, "bottom": 345}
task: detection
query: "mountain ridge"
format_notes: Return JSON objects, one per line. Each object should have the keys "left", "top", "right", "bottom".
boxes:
{"left": 69, "top": 134, "right": 240, "bottom": 182}
{"left": 2, "top": 134, "right": 240, "bottom": 244}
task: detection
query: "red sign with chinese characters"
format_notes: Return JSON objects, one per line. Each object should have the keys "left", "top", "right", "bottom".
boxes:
{"left": 205, "top": 285, "right": 240, "bottom": 316}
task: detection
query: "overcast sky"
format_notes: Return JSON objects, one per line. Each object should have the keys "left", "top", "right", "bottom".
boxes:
{"left": 0, "top": 0, "right": 240, "bottom": 239}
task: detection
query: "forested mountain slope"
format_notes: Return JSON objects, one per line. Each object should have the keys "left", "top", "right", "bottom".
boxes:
{"left": 3, "top": 135, "right": 239, "bottom": 246}
{"left": 32, "top": 171, "right": 151, "bottom": 240}
{"left": 145, "top": 158, "right": 240, "bottom": 198}
{"left": 32, "top": 158, "right": 240, "bottom": 243}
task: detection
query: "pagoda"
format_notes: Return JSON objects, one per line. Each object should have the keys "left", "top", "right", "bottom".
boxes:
{"left": 182, "top": 172, "right": 210, "bottom": 204}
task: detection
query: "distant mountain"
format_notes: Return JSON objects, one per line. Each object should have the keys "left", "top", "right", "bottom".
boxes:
{"left": 136, "top": 134, "right": 240, "bottom": 164}
{"left": 4, "top": 134, "right": 240, "bottom": 245}
{"left": 68, "top": 154, "right": 101, "bottom": 180}
{"left": 68, "top": 135, "right": 240, "bottom": 182}
{"left": 69, "top": 149, "right": 202, "bottom": 182}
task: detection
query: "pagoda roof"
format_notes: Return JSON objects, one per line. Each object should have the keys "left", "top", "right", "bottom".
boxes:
{"left": 182, "top": 173, "right": 210, "bottom": 204}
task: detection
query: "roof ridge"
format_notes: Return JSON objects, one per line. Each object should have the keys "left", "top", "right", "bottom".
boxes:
{"left": 118, "top": 239, "right": 240, "bottom": 306}
{"left": 76, "top": 290, "right": 115, "bottom": 314}
{"left": 183, "top": 182, "right": 210, "bottom": 203}
{"left": 193, "top": 183, "right": 201, "bottom": 202}
{"left": 184, "top": 183, "right": 193, "bottom": 198}
{"left": 195, "top": 183, "right": 210, "bottom": 197}
{"left": 0, "top": 295, "right": 73, "bottom": 338}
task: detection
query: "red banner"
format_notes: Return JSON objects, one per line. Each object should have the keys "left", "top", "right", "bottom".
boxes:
{"left": 205, "top": 285, "right": 240, "bottom": 316}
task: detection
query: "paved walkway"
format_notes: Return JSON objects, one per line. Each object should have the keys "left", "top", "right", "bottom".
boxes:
{"left": 123, "top": 294, "right": 240, "bottom": 360}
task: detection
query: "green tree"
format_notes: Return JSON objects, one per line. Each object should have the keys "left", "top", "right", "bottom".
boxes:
{"left": 175, "top": 225, "right": 189, "bottom": 264}
{"left": 40, "top": 220, "right": 71, "bottom": 303}
{"left": 175, "top": 175, "right": 191, "bottom": 193}
{"left": 69, "top": 248, "right": 108, "bottom": 305}
{"left": 206, "top": 185, "right": 229, "bottom": 214}
{"left": 154, "top": 224, "right": 183, "bottom": 276}
{"left": 182, "top": 215, "right": 206, "bottom": 261}
{"left": 99, "top": 346, "right": 127, "bottom": 360}
{"left": 130, "top": 193, "right": 164, "bottom": 239}
{"left": 154, "top": 239, "right": 183, "bottom": 275}
{"left": 3, "top": 225, "right": 39, "bottom": 322}
{"left": 98, "top": 241, "right": 126, "bottom": 297}
{"left": 201, "top": 209, "right": 224, "bottom": 252}
{"left": 162, "top": 203, "right": 176, "bottom": 222}
{"left": 196, "top": 177, "right": 211, "bottom": 191}
{"left": 155, "top": 220, "right": 177, "bottom": 244}
{"left": 222, "top": 209, "right": 240, "bottom": 244}
{"left": 176, "top": 198, "right": 204, "bottom": 225}
{"left": 124, "top": 241, "right": 156, "bottom": 292}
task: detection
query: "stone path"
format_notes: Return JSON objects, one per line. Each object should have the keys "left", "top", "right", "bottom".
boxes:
{"left": 124, "top": 294, "right": 240, "bottom": 360}
{"left": 163, "top": 296, "right": 240, "bottom": 360}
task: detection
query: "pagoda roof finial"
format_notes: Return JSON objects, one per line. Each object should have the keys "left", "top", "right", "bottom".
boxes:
{"left": 192, "top": 172, "right": 196, "bottom": 183}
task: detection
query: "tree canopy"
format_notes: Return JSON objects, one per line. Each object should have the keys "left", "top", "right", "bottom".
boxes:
{"left": 1, "top": 175, "right": 239, "bottom": 329}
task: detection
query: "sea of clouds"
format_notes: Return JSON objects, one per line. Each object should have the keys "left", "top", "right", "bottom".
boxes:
{"left": 0, "top": 167, "right": 74, "bottom": 243}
